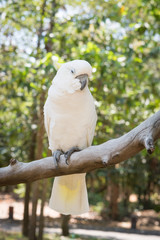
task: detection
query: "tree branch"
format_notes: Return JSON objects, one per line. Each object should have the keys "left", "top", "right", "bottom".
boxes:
{"left": 0, "top": 111, "right": 160, "bottom": 186}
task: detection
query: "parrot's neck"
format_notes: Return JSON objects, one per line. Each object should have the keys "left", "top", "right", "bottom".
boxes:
{"left": 48, "top": 86, "right": 91, "bottom": 113}
{"left": 49, "top": 84, "right": 89, "bottom": 101}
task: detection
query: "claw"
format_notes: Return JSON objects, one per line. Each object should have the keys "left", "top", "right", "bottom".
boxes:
{"left": 53, "top": 150, "right": 64, "bottom": 167}
{"left": 64, "top": 147, "right": 80, "bottom": 165}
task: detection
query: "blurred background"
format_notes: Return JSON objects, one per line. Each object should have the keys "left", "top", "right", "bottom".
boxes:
{"left": 0, "top": 0, "right": 160, "bottom": 239}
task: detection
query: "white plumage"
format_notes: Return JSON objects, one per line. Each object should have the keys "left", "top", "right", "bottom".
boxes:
{"left": 44, "top": 60, "right": 97, "bottom": 215}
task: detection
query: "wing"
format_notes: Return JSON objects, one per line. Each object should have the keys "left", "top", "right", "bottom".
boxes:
{"left": 44, "top": 98, "right": 51, "bottom": 139}
{"left": 86, "top": 106, "right": 97, "bottom": 147}
{"left": 44, "top": 98, "right": 55, "bottom": 151}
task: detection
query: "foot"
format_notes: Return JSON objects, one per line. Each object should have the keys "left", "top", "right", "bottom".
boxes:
{"left": 53, "top": 150, "right": 64, "bottom": 167}
{"left": 64, "top": 147, "right": 80, "bottom": 165}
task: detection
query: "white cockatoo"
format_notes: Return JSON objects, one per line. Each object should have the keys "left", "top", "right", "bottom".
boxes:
{"left": 44, "top": 59, "right": 97, "bottom": 215}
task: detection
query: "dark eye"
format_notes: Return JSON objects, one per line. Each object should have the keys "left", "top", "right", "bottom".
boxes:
{"left": 71, "top": 69, "right": 75, "bottom": 74}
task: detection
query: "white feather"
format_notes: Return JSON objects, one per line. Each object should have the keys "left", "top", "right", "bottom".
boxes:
{"left": 44, "top": 60, "right": 97, "bottom": 215}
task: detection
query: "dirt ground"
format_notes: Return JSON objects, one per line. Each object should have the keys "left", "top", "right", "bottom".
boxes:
{"left": 0, "top": 193, "right": 160, "bottom": 238}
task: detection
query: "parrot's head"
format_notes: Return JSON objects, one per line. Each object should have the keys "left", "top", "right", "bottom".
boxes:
{"left": 50, "top": 60, "right": 92, "bottom": 96}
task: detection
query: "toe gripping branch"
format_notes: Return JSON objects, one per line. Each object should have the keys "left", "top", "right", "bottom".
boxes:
{"left": 53, "top": 150, "right": 64, "bottom": 167}
{"left": 144, "top": 136, "right": 155, "bottom": 154}
{"left": 53, "top": 147, "right": 80, "bottom": 167}
{"left": 64, "top": 146, "right": 80, "bottom": 165}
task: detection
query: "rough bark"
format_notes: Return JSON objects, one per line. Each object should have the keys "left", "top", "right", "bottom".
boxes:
{"left": 0, "top": 111, "right": 160, "bottom": 186}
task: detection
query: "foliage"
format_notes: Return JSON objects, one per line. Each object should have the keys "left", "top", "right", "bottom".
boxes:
{"left": 0, "top": 0, "right": 160, "bottom": 220}
{"left": 0, "top": 232, "right": 28, "bottom": 240}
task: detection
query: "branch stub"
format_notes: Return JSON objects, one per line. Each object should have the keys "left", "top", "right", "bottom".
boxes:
{"left": 10, "top": 158, "right": 17, "bottom": 166}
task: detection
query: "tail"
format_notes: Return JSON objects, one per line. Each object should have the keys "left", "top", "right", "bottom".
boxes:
{"left": 49, "top": 173, "right": 89, "bottom": 215}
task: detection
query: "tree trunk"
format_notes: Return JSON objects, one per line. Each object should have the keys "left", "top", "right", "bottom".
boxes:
{"left": 22, "top": 122, "right": 37, "bottom": 237}
{"left": 61, "top": 214, "right": 70, "bottom": 236}
{"left": 108, "top": 167, "right": 119, "bottom": 220}
{"left": 123, "top": 188, "right": 130, "bottom": 215}
{"left": 28, "top": 0, "right": 47, "bottom": 236}
{"left": 29, "top": 181, "right": 40, "bottom": 240}
{"left": 29, "top": 92, "right": 45, "bottom": 240}
{"left": 110, "top": 181, "right": 119, "bottom": 220}
{"left": 38, "top": 179, "right": 48, "bottom": 240}
{"left": 23, "top": 182, "right": 31, "bottom": 236}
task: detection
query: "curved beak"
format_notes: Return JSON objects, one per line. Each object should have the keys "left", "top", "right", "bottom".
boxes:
{"left": 76, "top": 74, "right": 88, "bottom": 90}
